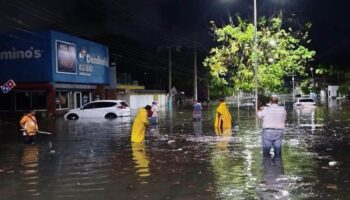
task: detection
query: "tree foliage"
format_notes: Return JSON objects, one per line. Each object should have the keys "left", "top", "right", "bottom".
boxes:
{"left": 338, "top": 72, "right": 350, "bottom": 96}
{"left": 203, "top": 15, "right": 315, "bottom": 96}
{"left": 315, "top": 64, "right": 337, "bottom": 76}
{"left": 315, "top": 64, "right": 338, "bottom": 89}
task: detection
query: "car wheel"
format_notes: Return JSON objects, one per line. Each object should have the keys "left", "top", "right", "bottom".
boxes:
{"left": 105, "top": 113, "right": 117, "bottom": 119}
{"left": 67, "top": 114, "right": 79, "bottom": 120}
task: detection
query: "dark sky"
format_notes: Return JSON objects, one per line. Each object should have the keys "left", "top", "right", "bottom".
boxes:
{"left": 1, "top": 0, "right": 350, "bottom": 91}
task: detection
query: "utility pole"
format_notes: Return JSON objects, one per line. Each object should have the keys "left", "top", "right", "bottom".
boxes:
{"left": 193, "top": 43, "right": 198, "bottom": 101}
{"left": 253, "top": 0, "right": 258, "bottom": 113}
{"left": 157, "top": 45, "right": 181, "bottom": 104}
{"left": 168, "top": 47, "right": 172, "bottom": 99}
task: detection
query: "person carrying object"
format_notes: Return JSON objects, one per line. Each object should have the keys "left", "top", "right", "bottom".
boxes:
{"left": 19, "top": 110, "right": 39, "bottom": 144}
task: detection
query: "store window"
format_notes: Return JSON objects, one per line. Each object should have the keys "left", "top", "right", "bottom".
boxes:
{"left": 15, "top": 91, "right": 47, "bottom": 111}
{"left": 16, "top": 92, "right": 31, "bottom": 110}
{"left": 0, "top": 93, "right": 14, "bottom": 110}
{"left": 55, "top": 91, "right": 69, "bottom": 110}
{"left": 31, "top": 91, "right": 47, "bottom": 110}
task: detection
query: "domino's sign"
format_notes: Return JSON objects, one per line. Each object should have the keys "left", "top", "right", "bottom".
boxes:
{"left": 1, "top": 79, "right": 16, "bottom": 94}
{"left": 0, "top": 47, "right": 43, "bottom": 60}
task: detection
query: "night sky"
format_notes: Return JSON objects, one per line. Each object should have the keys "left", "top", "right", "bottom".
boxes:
{"left": 1, "top": 0, "right": 350, "bottom": 93}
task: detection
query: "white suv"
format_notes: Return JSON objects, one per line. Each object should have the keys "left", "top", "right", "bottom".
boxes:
{"left": 294, "top": 98, "right": 316, "bottom": 108}
{"left": 64, "top": 100, "right": 130, "bottom": 120}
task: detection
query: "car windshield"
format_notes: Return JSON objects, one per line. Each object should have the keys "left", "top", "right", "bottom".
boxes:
{"left": 299, "top": 99, "right": 314, "bottom": 103}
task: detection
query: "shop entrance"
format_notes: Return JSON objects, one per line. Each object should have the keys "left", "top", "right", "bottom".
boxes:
{"left": 82, "top": 91, "right": 90, "bottom": 105}
{"left": 74, "top": 92, "right": 82, "bottom": 108}
{"left": 74, "top": 91, "right": 91, "bottom": 108}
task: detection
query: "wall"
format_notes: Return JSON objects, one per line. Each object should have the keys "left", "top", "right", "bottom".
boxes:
{"left": 130, "top": 95, "right": 154, "bottom": 110}
{"left": 122, "top": 93, "right": 166, "bottom": 110}
{"left": 328, "top": 85, "right": 339, "bottom": 98}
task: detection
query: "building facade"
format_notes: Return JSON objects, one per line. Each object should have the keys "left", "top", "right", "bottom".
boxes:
{"left": 0, "top": 30, "right": 111, "bottom": 116}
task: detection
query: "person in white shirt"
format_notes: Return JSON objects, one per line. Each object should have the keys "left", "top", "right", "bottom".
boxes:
{"left": 257, "top": 96, "right": 287, "bottom": 156}
{"left": 150, "top": 102, "right": 159, "bottom": 125}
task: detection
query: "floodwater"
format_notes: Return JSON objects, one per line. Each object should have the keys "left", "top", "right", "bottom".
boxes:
{"left": 1, "top": 101, "right": 350, "bottom": 200}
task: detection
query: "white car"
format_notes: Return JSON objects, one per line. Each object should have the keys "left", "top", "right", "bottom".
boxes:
{"left": 64, "top": 100, "right": 130, "bottom": 120}
{"left": 294, "top": 98, "right": 316, "bottom": 108}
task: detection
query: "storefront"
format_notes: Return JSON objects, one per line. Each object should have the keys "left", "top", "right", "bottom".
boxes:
{"left": 0, "top": 30, "right": 110, "bottom": 116}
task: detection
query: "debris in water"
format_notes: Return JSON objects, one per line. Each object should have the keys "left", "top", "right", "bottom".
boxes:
{"left": 329, "top": 161, "right": 338, "bottom": 166}
{"left": 326, "top": 184, "right": 338, "bottom": 190}
{"left": 127, "top": 184, "right": 134, "bottom": 189}
{"left": 168, "top": 140, "right": 175, "bottom": 144}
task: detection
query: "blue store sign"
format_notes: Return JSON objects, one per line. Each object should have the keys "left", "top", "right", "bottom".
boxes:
{"left": 0, "top": 30, "right": 110, "bottom": 85}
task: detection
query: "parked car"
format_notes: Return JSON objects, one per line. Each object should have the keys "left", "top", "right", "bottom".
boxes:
{"left": 294, "top": 98, "right": 316, "bottom": 108}
{"left": 239, "top": 102, "right": 255, "bottom": 110}
{"left": 64, "top": 100, "right": 130, "bottom": 120}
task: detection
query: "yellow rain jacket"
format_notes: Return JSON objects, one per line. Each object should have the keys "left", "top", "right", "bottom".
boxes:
{"left": 131, "top": 108, "right": 149, "bottom": 143}
{"left": 214, "top": 126, "right": 232, "bottom": 136}
{"left": 214, "top": 102, "right": 232, "bottom": 129}
{"left": 20, "top": 114, "right": 38, "bottom": 136}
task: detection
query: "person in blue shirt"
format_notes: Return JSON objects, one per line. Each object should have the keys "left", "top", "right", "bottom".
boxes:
{"left": 192, "top": 100, "right": 202, "bottom": 121}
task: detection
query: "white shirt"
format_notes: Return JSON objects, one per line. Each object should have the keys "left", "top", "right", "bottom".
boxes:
{"left": 151, "top": 104, "right": 159, "bottom": 117}
{"left": 257, "top": 104, "right": 286, "bottom": 129}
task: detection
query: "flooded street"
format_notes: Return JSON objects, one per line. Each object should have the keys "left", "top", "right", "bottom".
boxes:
{"left": 1, "top": 102, "right": 350, "bottom": 200}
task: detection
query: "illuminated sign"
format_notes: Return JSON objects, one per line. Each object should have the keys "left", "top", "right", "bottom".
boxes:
{"left": 77, "top": 47, "right": 108, "bottom": 76}
{"left": 55, "top": 42, "right": 109, "bottom": 76}
{"left": 78, "top": 47, "right": 108, "bottom": 66}
{"left": 56, "top": 40, "right": 77, "bottom": 74}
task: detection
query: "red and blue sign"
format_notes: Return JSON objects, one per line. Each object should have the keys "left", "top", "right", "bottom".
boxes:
{"left": 1, "top": 79, "right": 16, "bottom": 93}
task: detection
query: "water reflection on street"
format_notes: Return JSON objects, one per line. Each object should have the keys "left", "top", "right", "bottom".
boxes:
{"left": 0, "top": 101, "right": 350, "bottom": 199}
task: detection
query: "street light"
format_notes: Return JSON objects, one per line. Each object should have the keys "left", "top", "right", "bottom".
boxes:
{"left": 222, "top": 0, "right": 275, "bottom": 112}
{"left": 220, "top": 0, "right": 258, "bottom": 111}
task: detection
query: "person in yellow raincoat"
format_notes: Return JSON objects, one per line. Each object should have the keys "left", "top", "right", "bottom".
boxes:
{"left": 131, "top": 105, "right": 152, "bottom": 143}
{"left": 214, "top": 98, "right": 232, "bottom": 130}
{"left": 19, "top": 110, "right": 39, "bottom": 144}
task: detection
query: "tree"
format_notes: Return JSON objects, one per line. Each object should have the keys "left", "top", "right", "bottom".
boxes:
{"left": 203, "top": 15, "right": 315, "bottom": 96}
{"left": 338, "top": 72, "right": 350, "bottom": 96}
{"left": 315, "top": 64, "right": 338, "bottom": 89}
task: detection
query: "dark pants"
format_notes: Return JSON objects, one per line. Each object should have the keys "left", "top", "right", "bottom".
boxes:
{"left": 150, "top": 117, "right": 158, "bottom": 125}
{"left": 262, "top": 129, "right": 283, "bottom": 156}
{"left": 24, "top": 135, "right": 37, "bottom": 144}
{"left": 262, "top": 153, "right": 284, "bottom": 185}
